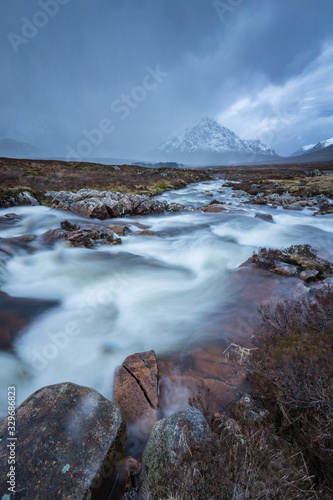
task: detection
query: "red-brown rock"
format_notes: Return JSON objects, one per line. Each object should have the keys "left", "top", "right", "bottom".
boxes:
{"left": 0, "top": 292, "right": 58, "bottom": 350}
{"left": 113, "top": 350, "right": 159, "bottom": 439}
{"left": 113, "top": 366, "right": 157, "bottom": 432}
{"left": 158, "top": 346, "right": 250, "bottom": 417}
{"left": 40, "top": 228, "right": 67, "bottom": 245}
{"left": 122, "top": 350, "right": 159, "bottom": 409}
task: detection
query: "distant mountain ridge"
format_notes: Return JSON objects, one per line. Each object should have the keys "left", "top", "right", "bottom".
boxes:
{"left": 0, "top": 138, "right": 39, "bottom": 158}
{"left": 291, "top": 137, "right": 333, "bottom": 157}
{"left": 149, "top": 117, "right": 277, "bottom": 164}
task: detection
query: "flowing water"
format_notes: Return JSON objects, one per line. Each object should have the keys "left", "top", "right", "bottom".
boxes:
{"left": 1, "top": 178, "right": 333, "bottom": 417}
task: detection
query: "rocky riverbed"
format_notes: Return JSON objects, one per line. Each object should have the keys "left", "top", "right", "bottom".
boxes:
{"left": 218, "top": 161, "right": 333, "bottom": 214}
{"left": 0, "top": 162, "right": 333, "bottom": 498}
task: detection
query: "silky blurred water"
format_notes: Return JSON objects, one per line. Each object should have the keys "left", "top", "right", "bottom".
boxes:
{"left": 0, "top": 179, "right": 333, "bottom": 415}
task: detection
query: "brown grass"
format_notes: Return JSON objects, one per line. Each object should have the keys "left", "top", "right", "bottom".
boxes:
{"left": 216, "top": 162, "right": 333, "bottom": 199}
{"left": 0, "top": 157, "right": 211, "bottom": 202}
{"left": 248, "top": 289, "right": 333, "bottom": 496}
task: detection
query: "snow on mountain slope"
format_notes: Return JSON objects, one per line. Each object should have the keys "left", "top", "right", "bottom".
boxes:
{"left": 243, "top": 138, "right": 276, "bottom": 156}
{"left": 291, "top": 137, "right": 333, "bottom": 157}
{"left": 152, "top": 117, "right": 276, "bottom": 160}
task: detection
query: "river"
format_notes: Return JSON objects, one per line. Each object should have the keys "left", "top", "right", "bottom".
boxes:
{"left": 1, "top": 178, "right": 333, "bottom": 417}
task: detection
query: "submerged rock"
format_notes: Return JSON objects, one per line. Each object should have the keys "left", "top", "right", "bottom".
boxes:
{"left": 200, "top": 203, "right": 227, "bottom": 213}
{"left": 107, "top": 224, "right": 131, "bottom": 236}
{"left": 0, "top": 291, "right": 58, "bottom": 350}
{"left": 255, "top": 213, "right": 274, "bottom": 223}
{"left": 45, "top": 189, "right": 193, "bottom": 219}
{"left": 132, "top": 229, "right": 156, "bottom": 237}
{"left": 140, "top": 407, "right": 212, "bottom": 497}
{"left": 0, "top": 382, "right": 126, "bottom": 499}
{"left": 0, "top": 213, "right": 23, "bottom": 227}
{"left": 0, "top": 234, "right": 37, "bottom": 256}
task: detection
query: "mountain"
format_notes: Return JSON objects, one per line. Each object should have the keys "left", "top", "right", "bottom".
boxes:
{"left": 149, "top": 117, "right": 277, "bottom": 165}
{"left": 291, "top": 137, "right": 333, "bottom": 157}
{"left": 286, "top": 144, "right": 333, "bottom": 163}
{"left": 0, "top": 138, "right": 39, "bottom": 158}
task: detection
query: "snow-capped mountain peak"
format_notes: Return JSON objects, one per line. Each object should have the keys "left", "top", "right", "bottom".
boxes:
{"left": 152, "top": 117, "right": 276, "bottom": 161}
{"left": 291, "top": 137, "right": 333, "bottom": 157}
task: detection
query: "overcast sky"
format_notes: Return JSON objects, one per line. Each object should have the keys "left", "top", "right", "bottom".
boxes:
{"left": 1, "top": 0, "right": 333, "bottom": 158}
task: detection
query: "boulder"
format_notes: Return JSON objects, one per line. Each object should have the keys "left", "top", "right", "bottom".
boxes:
{"left": 0, "top": 191, "right": 39, "bottom": 209}
{"left": 40, "top": 228, "right": 68, "bottom": 245}
{"left": 289, "top": 253, "right": 327, "bottom": 272}
{"left": 45, "top": 189, "right": 192, "bottom": 219}
{"left": 269, "top": 262, "right": 298, "bottom": 277}
{"left": 140, "top": 407, "right": 212, "bottom": 497}
{"left": 0, "top": 382, "right": 126, "bottom": 499}
{"left": 300, "top": 269, "right": 320, "bottom": 282}
{"left": 167, "top": 202, "right": 195, "bottom": 212}
{"left": 113, "top": 350, "right": 158, "bottom": 440}
{"left": 41, "top": 222, "right": 122, "bottom": 248}
{"left": 66, "top": 226, "right": 121, "bottom": 248}
{"left": 283, "top": 202, "right": 303, "bottom": 211}
{"left": 70, "top": 198, "right": 110, "bottom": 219}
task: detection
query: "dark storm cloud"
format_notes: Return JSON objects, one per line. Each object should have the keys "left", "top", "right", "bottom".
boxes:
{"left": 1, "top": 0, "right": 332, "bottom": 158}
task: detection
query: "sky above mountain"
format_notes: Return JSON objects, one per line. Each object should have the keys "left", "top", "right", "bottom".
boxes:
{"left": 1, "top": 0, "right": 333, "bottom": 158}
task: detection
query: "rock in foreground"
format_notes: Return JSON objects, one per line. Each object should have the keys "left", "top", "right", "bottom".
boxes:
{"left": 45, "top": 189, "right": 195, "bottom": 219}
{"left": 0, "top": 382, "right": 126, "bottom": 499}
{"left": 113, "top": 350, "right": 159, "bottom": 442}
{"left": 140, "top": 407, "right": 212, "bottom": 498}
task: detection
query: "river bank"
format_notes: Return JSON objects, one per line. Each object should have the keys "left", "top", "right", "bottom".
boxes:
{"left": 0, "top": 157, "right": 211, "bottom": 205}
{"left": 214, "top": 160, "right": 333, "bottom": 213}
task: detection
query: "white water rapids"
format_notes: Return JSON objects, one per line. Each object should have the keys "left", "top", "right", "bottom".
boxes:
{"left": 1, "top": 178, "right": 333, "bottom": 417}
